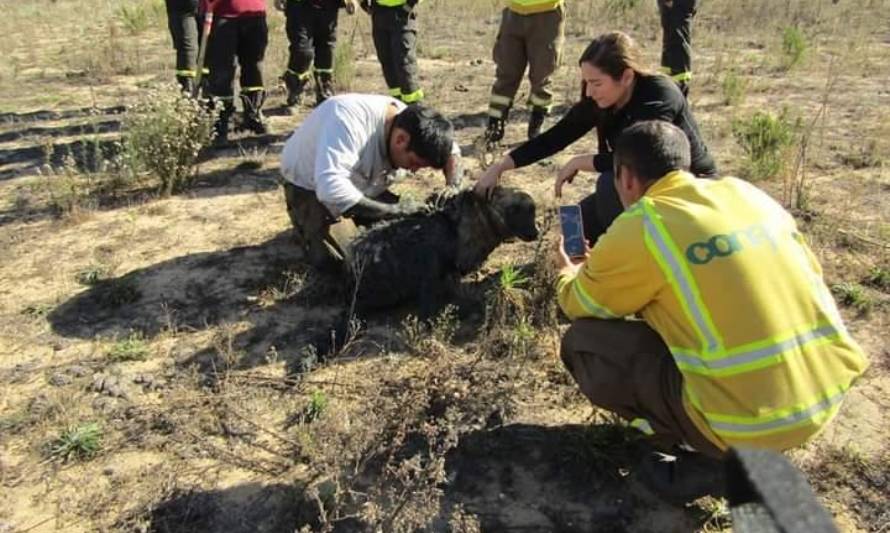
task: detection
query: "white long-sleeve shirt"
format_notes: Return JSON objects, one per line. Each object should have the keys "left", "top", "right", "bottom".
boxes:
{"left": 280, "top": 93, "right": 459, "bottom": 217}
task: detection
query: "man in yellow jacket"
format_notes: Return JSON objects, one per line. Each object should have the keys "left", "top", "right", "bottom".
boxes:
{"left": 554, "top": 121, "right": 867, "bottom": 498}
{"left": 484, "top": 0, "right": 565, "bottom": 144}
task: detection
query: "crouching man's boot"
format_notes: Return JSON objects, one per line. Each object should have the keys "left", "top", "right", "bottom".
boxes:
{"left": 212, "top": 97, "right": 236, "bottom": 146}
{"left": 528, "top": 105, "right": 548, "bottom": 140}
{"left": 239, "top": 90, "right": 269, "bottom": 135}
{"left": 637, "top": 449, "right": 726, "bottom": 505}
{"left": 314, "top": 70, "right": 335, "bottom": 106}
{"left": 282, "top": 70, "right": 309, "bottom": 112}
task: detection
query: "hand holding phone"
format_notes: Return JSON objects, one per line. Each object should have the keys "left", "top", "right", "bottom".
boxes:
{"left": 559, "top": 205, "right": 586, "bottom": 258}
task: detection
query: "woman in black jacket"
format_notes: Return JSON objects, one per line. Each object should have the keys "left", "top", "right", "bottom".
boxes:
{"left": 475, "top": 31, "right": 716, "bottom": 241}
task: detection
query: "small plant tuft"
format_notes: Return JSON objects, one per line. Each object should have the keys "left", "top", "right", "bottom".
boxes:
{"left": 732, "top": 109, "right": 799, "bottom": 181}
{"left": 603, "top": 0, "right": 641, "bottom": 15}
{"left": 123, "top": 85, "right": 216, "bottom": 195}
{"left": 303, "top": 390, "right": 329, "bottom": 423}
{"left": 50, "top": 422, "right": 102, "bottom": 462}
{"left": 116, "top": 2, "right": 154, "bottom": 35}
{"left": 781, "top": 26, "right": 807, "bottom": 69}
{"left": 721, "top": 69, "right": 748, "bottom": 106}
{"left": 831, "top": 282, "right": 874, "bottom": 315}
{"left": 864, "top": 267, "right": 890, "bottom": 292}
{"left": 75, "top": 264, "right": 114, "bottom": 286}
{"left": 107, "top": 333, "right": 150, "bottom": 362}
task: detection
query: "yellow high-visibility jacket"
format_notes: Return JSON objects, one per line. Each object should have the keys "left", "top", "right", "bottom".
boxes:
{"left": 375, "top": 0, "right": 420, "bottom": 7}
{"left": 557, "top": 170, "right": 868, "bottom": 452}
{"left": 509, "top": 0, "right": 562, "bottom": 15}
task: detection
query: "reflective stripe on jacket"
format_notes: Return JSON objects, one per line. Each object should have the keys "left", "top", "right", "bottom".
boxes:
{"left": 374, "top": 0, "right": 419, "bottom": 6}
{"left": 509, "top": 0, "right": 562, "bottom": 14}
{"left": 557, "top": 170, "right": 868, "bottom": 451}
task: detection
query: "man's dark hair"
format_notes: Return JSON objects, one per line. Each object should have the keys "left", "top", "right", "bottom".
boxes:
{"left": 393, "top": 104, "right": 454, "bottom": 169}
{"left": 613, "top": 121, "right": 692, "bottom": 183}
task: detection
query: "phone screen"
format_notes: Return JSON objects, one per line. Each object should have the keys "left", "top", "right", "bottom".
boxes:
{"left": 559, "top": 205, "right": 586, "bottom": 258}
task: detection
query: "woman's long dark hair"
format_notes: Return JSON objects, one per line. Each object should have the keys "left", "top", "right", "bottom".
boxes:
{"left": 579, "top": 31, "right": 655, "bottom": 80}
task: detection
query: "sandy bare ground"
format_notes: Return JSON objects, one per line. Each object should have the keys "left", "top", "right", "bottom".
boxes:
{"left": 1, "top": 0, "right": 888, "bottom": 531}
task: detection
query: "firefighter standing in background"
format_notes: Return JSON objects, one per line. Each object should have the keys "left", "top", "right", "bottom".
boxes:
{"left": 165, "top": 0, "right": 202, "bottom": 93}
{"left": 484, "top": 0, "right": 565, "bottom": 144}
{"left": 657, "top": 0, "right": 698, "bottom": 97}
{"left": 360, "top": 0, "right": 424, "bottom": 104}
{"left": 277, "top": 0, "right": 358, "bottom": 110}
{"left": 202, "top": 0, "right": 269, "bottom": 143}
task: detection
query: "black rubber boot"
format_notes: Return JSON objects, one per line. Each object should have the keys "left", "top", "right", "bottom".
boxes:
{"left": 314, "top": 71, "right": 335, "bottom": 106}
{"left": 528, "top": 106, "right": 547, "bottom": 140}
{"left": 176, "top": 75, "right": 195, "bottom": 96}
{"left": 213, "top": 99, "right": 236, "bottom": 146}
{"left": 678, "top": 81, "right": 689, "bottom": 98}
{"left": 637, "top": 449, "right": 726, "bottom": 505}
{"left": 282, "top": 71, "right": 307, "bottom": 111}
{"left": 239, "top": 91, "right": 268, "bottom": 135}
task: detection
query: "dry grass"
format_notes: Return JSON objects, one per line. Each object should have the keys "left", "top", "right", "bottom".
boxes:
{"left": 0, "top": 0, "right": 888, "bottom": 531}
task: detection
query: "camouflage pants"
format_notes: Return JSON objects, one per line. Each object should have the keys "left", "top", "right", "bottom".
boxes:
{"left": 283, "top": 183, "right": 358, "bottom": 274}
{"left": 488, "top": 6, "right": 565, "bottom": 118}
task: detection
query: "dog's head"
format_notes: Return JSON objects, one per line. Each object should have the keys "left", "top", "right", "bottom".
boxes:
{"left": 436, "top": 186, "right": 538, "bottom": 274}
{"left": 484, "top": 187, "right": 539, "bottom": 242}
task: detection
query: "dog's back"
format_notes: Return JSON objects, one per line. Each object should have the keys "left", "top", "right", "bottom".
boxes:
{"left": 346, "top": 188, "right": 538, "bottom": 312}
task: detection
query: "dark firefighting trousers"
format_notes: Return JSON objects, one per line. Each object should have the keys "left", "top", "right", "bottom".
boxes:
{"left": 206, "top": 15, "right": 269, "bottom": 100}
{"left": 657, "top": 0, "right": 699, "bottom": 95}
{"left": 285, "top": 0, "right": 340, "bottom": 80}
{"left": 488, "top": 5, "right": 565, "bottom": 119}
{"left": 371, "top": 5, "right": 423, "bottom": 103}
{"left": 165, "top": 0, "right": 201, "bottom": 84}
{"left": 560, "top": 318, "right": 724, "bottom": 458}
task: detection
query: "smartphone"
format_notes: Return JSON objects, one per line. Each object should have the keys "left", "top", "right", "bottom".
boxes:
{"left": 559, "top": 205, "right": 586, "bottom": 258}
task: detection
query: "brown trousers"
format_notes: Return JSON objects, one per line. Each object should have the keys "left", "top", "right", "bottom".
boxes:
{"left": 283, "top": 182, "right": 358, "bottom": 274}
{"left": 560, "top": 318, "right": 724, "bottom": 458}
{"left": 489, "top": 6, "right": 565, "bottom": 116}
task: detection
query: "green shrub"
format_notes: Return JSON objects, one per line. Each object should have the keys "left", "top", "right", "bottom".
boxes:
{"left": 781, "top": 26, "right": 807, "bottom": 69}
{"left": 732, "top": 110, "right": 799, "bottom": 181}
{"left": 117, "top": 0, "right": 165, "bottom": 35}
{"left": 50, "top": 422, "right": 102, "bottom": 462}
{"left": 123, "top": 85, "right": 216, "bottom": 195}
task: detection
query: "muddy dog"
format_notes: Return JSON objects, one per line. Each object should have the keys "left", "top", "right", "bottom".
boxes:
{"left": 346, "top": 186, "right": 539, "bottom": 316}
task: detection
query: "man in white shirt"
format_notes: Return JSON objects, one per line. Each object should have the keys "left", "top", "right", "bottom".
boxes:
{"left": 280, "top": 93, "right": 463, "bottom": 273}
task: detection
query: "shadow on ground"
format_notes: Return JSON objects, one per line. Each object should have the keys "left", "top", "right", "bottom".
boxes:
{"left": 132, "top": 482, "right": 299, "bottom": 533}
{"left": 442, "top": 423, "right": 652, "bottom": 532}
{"left": 47, "top": 231, "right": 306, "bottom": 340}
{"left": 130, "top": 423, "right": 698, "bottom": 532}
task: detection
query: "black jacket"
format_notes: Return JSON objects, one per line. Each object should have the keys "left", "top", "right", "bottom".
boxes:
{"left": 510, "top": 74, "right": 717, "bottom": 177}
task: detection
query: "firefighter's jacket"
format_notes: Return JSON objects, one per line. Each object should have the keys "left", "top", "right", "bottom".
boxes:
{"left": 557, "top": 170, "right": 868, "bottom": 451}
{"left": 508, "top": 0, "right": 562, "bottom": 15}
